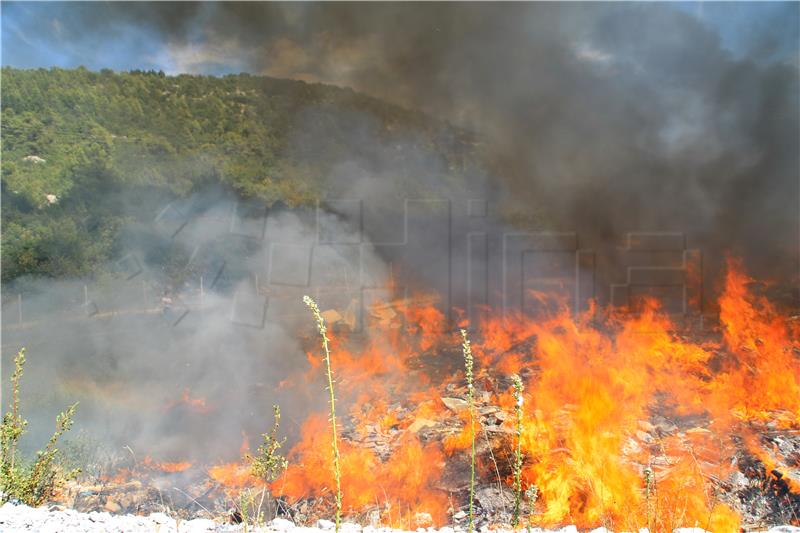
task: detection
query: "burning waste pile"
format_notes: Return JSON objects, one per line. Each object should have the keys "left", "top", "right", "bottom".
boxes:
{"left": 2, "top": 2, "right": 800, "bottom": 530}
{"left": 2, "top": 259, "right": 800, "bottom": 533}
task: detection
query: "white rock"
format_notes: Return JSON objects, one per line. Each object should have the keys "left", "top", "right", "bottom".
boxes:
{"left": 150, "top": 512, "right": 174, "bottom": 524}
{"left": 270, "top": 517, "right": 296, "bottom": 531}
{"left": 317, "top": 519, "right": 336, "bottom": 530}
{"left": 559, "top": 527, "right": 579, "bottom": 533}
{"left": 297, "top": 528, "right": 324, "bottom": 533}
{"left": 439, "top": 527, "right": 455, "bottom": 533}
{"left": 37, "top": 522, "right": 65, "bottom": 533}
{"left": 768, "top": 529, "right": 800, "bottom": 533}
{"left": 673, "top": 529, "right": 710, "bottom": 533}
{"left": 453, "top": 511, "right": 467, "bottom": 520}
{"left": 88, "top": 511, "right": 111, "bottom": 523}
{"left": 179, "top": 518, "right": 217, "bottom": 533}
{"left": 341, "top": 522, "right": 362, "bottom": 533}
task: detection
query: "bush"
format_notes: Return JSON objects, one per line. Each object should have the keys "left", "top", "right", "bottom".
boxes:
{"left": 250, "top": 405, "right": 288, "bottom": 483}
{"left": 0, "top": 348, "right": 79, "bottom": 506}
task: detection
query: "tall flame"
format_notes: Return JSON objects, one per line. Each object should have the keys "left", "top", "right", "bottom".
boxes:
{"left": 170, "top": 260, "right": 797, "bottom": 530}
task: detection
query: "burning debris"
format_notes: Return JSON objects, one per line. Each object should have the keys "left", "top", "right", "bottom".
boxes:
{"left": 22, "top": 260, "right": 797, "bottom": 532}
{"left": 2, "top": 4, "right": 798, "bottom": 531}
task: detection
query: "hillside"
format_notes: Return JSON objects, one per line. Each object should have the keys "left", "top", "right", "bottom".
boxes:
{"left": 1, "top": 67, "right": 477, "bottom": 282}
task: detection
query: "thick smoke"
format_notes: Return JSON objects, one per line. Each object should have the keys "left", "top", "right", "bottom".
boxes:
{"left": 243, "top": 3, "right": 798, "bottom": 283}
{"left": 0, "top": 106, "right": 481, "bottom": 465}
{"left": 1, "top": 197, "right": 389, "bottom": 462}
{"left": 10, "top": 2, "right": 795, "bottom": 280}
{"left": 2, "top": 2, "right": 798, "bottom": 468}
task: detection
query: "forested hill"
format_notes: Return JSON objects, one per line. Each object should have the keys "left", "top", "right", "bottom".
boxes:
{"left": 1, "top": 67, "right": 477, "bottom": 282}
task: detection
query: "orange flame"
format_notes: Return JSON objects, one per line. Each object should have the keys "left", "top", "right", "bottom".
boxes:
{"left": 136, "top": 259, "right": 793, "bottom": 530}
{"left": 142, "top": 456, "right": 193, "bottom": 473}
{"left": 284, "top": 260, "right": 799, "bottom": 528}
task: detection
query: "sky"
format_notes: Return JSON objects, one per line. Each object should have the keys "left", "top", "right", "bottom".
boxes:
{"left": 2, "top": 2, "right": 798, "bottom": 77}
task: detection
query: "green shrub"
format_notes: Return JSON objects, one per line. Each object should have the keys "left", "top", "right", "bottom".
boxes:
{"left": 250, "top": 404, "right": 288, "bottom": 483}
{"left": 0, "top": 348, "right": 79, "bottom": 506}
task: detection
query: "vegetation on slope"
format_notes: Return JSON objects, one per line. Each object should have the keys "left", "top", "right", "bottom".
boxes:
{"left": 1, "top": 67, "right": 476, "bottom": 282}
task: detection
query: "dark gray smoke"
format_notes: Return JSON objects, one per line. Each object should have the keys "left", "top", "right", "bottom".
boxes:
{"left": 12, "top": 2, "right": 795, "bottom": 280}
{"left": 2, "top": 2, "right": 798, "bottom": 471}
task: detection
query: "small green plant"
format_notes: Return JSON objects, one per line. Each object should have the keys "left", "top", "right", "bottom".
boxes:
{"left": 238, "top": 488, "right": 268, "bottom": 533}
{"left": 303, "top": 295, "right": 342, "bottom": 533}
{"left": 511, "top": 375, "right": 524, "bottom": 527}
{"left": 250, "top": 405, "right": 288, "bottom": 483}
{"left": 525, "top": 485, "right": 538, "bottom": 533}
{"left": 460, "top": 329, "right": 476, "bottom": 533}
{"left": 1, "top": 348, "right": 79, "bottom": 506}
{"left": 240, "top": 490, "right": 252, "bottom": 533}
{"left": 239, "top": 405, "right": 288, "bottom": 531}
{"left": 644, "top": 464, "right": 654, "bottom": 530}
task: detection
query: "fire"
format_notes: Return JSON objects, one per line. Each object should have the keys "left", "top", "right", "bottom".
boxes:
{"left": 208, "top": 463, "right": 258, "bottom": 489}
{"left": 163, "top": 388, "right": 212, "bottom": 414}
{"left": 712, "top": 258, "right": 800, "bottom": 426}
{"left": 142, "top": 456, "right": 193, "bottom": 473}
{"left": 154, "top": 259, "right": 796, "bottom": 530}
{"left": 272, "top": 263, "right": 800, "bottom": 531}
{"left": 100, "top": 456, "right": 195, "bottom": 485}
{"left": 276, "top": 414, "right": 449, "bottom": 525}
{"left": 208, "top": 433, "right": 259, "bottom": 490}
{"left": 156, "top": 461, "right": 193, "bottom": 473}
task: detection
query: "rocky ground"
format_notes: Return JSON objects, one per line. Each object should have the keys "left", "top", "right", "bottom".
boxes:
{"left": 1, "top": 503, "right": 799, "bottom": 533}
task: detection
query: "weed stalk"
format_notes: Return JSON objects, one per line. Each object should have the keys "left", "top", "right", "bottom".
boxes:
{"left": 460, "top": 329, "right": 476, "bottom": 533}
{"left": 511, "top": 375, "right": 524, "bottom": 527}
{"left": 644, "top": 464, "right": 654, "bottom": 531}
{"left": 526, "top": 486, "right": 538, "bottom": 533}
{"left": 304, "top": 296, "right": 342, "bottom": 532}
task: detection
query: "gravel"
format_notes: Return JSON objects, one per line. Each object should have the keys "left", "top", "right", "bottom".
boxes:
{"left": 1, "top": 503, "right": 799, "bottom": 533}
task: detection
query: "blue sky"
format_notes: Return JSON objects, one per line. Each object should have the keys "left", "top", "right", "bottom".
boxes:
{"left": 2, "top": 2, "right": 171, "bottom": 72}
{"left": 1, "top": 2, "right": 248, "bottom": 74}
{"left": 671, "top": 1, "right": 799, "bottom": 63}
{"left": 2, "top": 2, "right": 798, "bottom": 76}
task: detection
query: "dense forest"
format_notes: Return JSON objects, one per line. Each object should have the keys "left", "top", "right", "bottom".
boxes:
{"left": 1, "top": 67, "right": 477, "bottom": 283}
